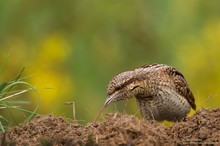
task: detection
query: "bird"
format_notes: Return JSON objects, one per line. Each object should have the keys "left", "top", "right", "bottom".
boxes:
{"left": 94, "top": 63, "right": 196, "bottom": 122}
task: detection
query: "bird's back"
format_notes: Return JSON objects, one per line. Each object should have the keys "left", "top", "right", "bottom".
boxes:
{"left": 134, "top": 64, "right": 196, "bottom": 121}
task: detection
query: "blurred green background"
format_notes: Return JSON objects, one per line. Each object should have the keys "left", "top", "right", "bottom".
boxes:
{"left": 0, "top": 0, "right": 220, "bottom": 124}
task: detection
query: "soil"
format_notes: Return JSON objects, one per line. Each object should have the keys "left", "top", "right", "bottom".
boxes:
{"left": 1, "top": 108, "right": 220, "bottom": 146}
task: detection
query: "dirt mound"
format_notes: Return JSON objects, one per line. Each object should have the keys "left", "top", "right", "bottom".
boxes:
{"left": 168, "top": 108, "right": 220, "bottom": 145}
{"left": 1, "top": 108, "right": 220, "bottom": 145}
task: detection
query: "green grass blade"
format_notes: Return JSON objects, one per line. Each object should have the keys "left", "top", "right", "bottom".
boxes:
{"left": 6, "top": 100, "right": 30, "bottom": 104}
{"left": 0, "top": 81, "right": 40, "bottom": 124}
{"left": 0, "top": 82, "right": 8, "bottom": 93}
{"left": 1, "top": 67, "right": 25, "bottom": 99}
{"left": 0, "top": 88, "right": 32, "bottom": 102}
{"left": 0, "top": 121, "right": 5, "bottom": 132}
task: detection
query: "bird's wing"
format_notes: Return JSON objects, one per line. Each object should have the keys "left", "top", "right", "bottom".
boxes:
{"left": 166, "top": 66, "right": 196, "bottom": 110}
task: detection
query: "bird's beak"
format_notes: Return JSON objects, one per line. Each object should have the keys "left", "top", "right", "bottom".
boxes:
{"left": 93, "top": 93, "right": 117, "bottom": 123}
{"left": 104, "top": 94, "right": 116, "bottom": 107}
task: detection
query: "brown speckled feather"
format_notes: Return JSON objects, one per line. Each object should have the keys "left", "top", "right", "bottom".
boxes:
{"left": 166, "top": 67, "right": 196, "bottom": 110}
{"left": 140, "top": 64, "right": 196, "bottom": 110}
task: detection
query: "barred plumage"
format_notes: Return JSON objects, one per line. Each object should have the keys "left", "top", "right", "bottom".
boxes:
{"left": 95, "top": 63, "right": 196, "bottom": 122}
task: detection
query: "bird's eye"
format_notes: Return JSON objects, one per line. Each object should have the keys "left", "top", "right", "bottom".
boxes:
{"left": 115, "top": 86, "right": 120, "bottom": 90}
{"left": 115, "top": 84, "right": 123, "bottom": 91}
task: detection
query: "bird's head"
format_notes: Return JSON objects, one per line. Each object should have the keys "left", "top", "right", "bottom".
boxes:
{"left": 93, "top": 70, "right": 146, "bottom": 123}
{"left": 105, "top": 70, "right": 146, "bottom": 106}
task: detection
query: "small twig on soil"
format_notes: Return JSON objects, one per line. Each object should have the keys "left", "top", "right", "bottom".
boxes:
{"left": 65, "top": 101, "right": 76, "bottom": 120}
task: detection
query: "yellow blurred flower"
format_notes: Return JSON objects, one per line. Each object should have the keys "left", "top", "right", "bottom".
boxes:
{"left": 27, "top": 33, "right": 74, "bottom": 115}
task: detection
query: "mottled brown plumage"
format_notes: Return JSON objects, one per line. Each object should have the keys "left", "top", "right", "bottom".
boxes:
{"left": 94, "top": 63, "right": 196, "bottom": 122}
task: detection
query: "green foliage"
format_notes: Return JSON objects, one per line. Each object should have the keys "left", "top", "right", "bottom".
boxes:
{"left": 0, "top": 57, "right": 39, "bottom": 132}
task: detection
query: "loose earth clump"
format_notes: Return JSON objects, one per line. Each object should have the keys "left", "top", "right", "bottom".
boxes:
{"left": 1, "top": 108, "right": 220, "bottom": 145}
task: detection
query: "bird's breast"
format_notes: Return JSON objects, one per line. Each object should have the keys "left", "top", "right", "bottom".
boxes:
{"left": 137, "top": 87, "right": 191, "bottom": 122}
